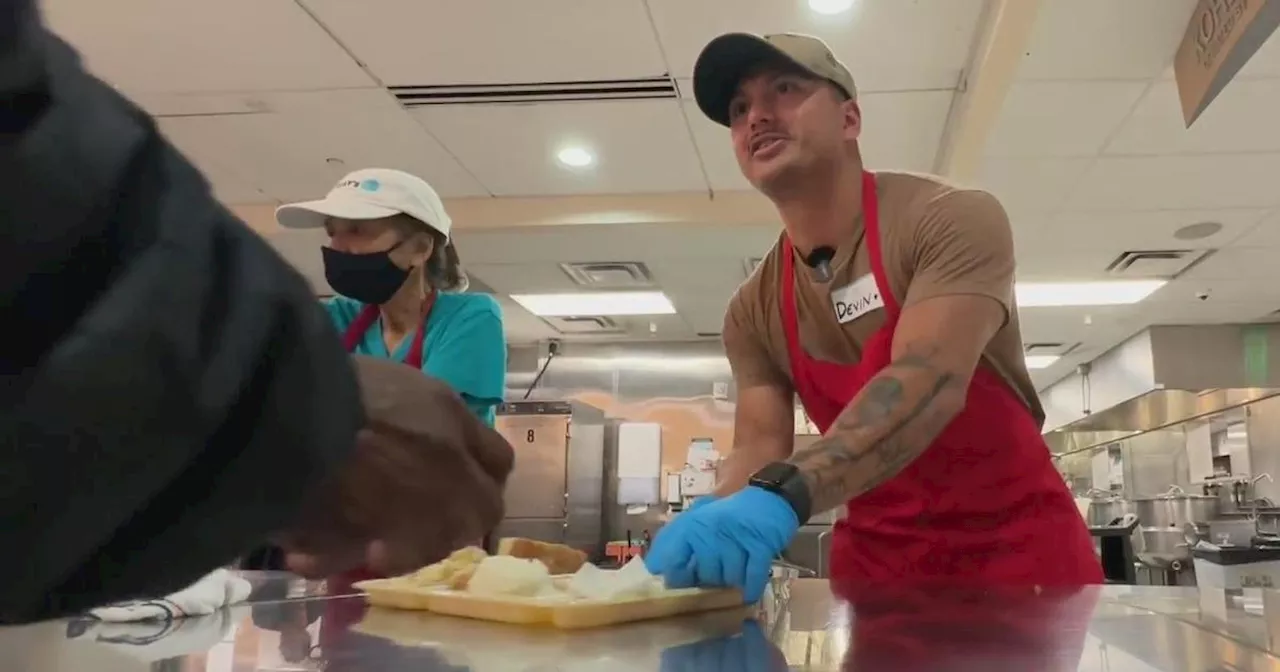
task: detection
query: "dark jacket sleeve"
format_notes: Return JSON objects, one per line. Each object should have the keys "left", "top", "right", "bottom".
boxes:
{"left": 0, "top": 1, "right": 363, "bottom": 622}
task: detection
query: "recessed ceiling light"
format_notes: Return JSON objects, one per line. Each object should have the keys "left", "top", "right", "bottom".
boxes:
{"left": 556, "top": 146, "right": 595, "bottom": 168}
{"left": 511, "top": 291, "right": 675, "bottom": 317}
{"left": 809, "top": 0, "right": 855, "bottom": 15}
{"left": 1015, "top": 280, "right": 1166, "bottom": 307}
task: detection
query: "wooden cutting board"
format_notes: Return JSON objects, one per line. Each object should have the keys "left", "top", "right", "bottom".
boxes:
{"left": 354, "top": 578, "right": 743, "bottom": 629}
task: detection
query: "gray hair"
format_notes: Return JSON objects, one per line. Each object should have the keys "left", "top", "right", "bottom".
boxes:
{"left": 391, "top": 214, "right": 469, "bottom": 292}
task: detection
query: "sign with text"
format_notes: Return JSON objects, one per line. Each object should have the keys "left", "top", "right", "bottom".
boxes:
{"left": 1175, "top": 0, "right": 1280, "bottom": 127}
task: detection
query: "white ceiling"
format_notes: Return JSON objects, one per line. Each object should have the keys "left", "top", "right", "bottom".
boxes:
{"left": 42, "top": 0, "right": 1280, "bottom": 390}
{"left": 979, "top": 0, "right": 1280, "bottom": 387}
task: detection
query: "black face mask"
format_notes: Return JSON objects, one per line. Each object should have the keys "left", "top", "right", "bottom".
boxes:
{"left": 322, "top": 244, "right": 411, "bottom": 305}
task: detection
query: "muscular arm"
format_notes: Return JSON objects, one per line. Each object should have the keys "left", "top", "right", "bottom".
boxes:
{"left": 785, "top": 189, "right": 1017, "bottom": 513}
{"left": 786, "top": 296, "right": 1001, "bottom": 512}
{"left": 714, "top": 382, "right": 794, "bottom": 496}
{"left": 715, "top": 289, "right": 795, "bottom": 496}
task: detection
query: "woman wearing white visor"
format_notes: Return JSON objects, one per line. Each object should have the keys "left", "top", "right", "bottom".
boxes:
{"left": 273, "top": 169, "right": 507, "bottom": 602}
{"left": 276, "top": 168, "right": 507, "bottom": 427}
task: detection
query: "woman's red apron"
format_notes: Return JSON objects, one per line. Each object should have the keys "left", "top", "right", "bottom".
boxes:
{"left": 779, "top": 171, "right": 1101, "bottom": 587}
{"left": 321, "top": 294, "right": 435, "bottom": 649}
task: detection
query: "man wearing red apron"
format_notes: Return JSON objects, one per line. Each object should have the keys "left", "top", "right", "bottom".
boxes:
{"left": 645, "top": 33, "right": 1101, "bottom": 605}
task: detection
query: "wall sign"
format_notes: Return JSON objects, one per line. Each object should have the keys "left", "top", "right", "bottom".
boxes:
{"left": 1175, "top": 0, "right": 1280, "bottom": 127}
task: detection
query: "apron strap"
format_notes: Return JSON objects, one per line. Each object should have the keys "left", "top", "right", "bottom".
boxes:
{"left": 779, "top": 170, "right": 888, "bottom": 369}
{"left": 860, "top": 170, "right": 898, "bottom": 318}
{"left": 779, "top": 236, "right": 806, "bottom": 379}
{"left": 342, "top": 305, "right": 381, "bottom": 352}
{"left": 403, "top": 291, "right": 436, "bottom": 369}
{"left": 341, "top": 291, "right": 438, "bottom": 370}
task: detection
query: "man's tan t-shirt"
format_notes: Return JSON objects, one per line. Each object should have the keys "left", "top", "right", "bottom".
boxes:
{"left": 723, "top": 170, "right": 1044, "bottom": 426}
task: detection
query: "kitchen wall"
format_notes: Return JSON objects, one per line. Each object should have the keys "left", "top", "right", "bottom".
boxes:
{"left": 1247, "top": 395, "right": 1280, "bottom": 502}
{"left": 1122, "top": 429, "right": 1191, "bottom": 496}
{"left": 506, "top": 340, "right": 736, "bottom": 490}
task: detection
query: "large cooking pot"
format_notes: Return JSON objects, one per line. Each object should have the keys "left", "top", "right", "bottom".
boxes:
{"left": 1086, "top": 491, "right": 1129, "bottom": 526}
{"left": 1129, "top": 486, "right": 1220, "bottom": 528}
{"left": 1136, "top": 524, "right": 1202, "bottom": 568}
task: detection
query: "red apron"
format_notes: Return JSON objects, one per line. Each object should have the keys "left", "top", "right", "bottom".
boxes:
{"left": 321, "top": 293, "right": 436, "bottom": 649}
{"left": 780, "top": 171, "right": 1101, "bottom": 587}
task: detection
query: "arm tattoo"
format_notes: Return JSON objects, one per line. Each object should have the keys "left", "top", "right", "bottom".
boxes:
{"left": 786, "top": 346, "right": 962, "bottom": 513}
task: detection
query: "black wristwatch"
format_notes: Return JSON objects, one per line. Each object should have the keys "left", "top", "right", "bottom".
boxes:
{"left": 749, "top": 462, "right": 813, "bottom": 525}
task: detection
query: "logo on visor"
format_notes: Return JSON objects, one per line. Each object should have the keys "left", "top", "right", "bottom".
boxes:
{"left": 359, "top": 179, "right": 381, "bottom": 192}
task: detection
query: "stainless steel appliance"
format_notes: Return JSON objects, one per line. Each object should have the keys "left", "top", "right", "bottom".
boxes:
{"left": 1129, "top": 486, "right": 1220, "bottom": 571}
{"left": 1085, "top": 489, "right": 1130, "bottom": 527}
{"left": 493, "top": 400, "right": 610, "bottom": 559}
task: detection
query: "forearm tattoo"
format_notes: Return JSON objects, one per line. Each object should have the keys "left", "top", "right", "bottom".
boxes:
{"left": 786, "top": 344, "right": 963, "bottom": 512}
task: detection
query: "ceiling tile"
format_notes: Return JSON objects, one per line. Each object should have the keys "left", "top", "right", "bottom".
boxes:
{"left": 976, "top": 157, "right": 1094, "bottom": 218}
{"left": 1130, "top": 299, "right": 1279, "bottom": 325}
{"left": 1012, "top": 209, "right": 1269, "bottom": 259}
{"left": 681, "top": 102, "right": 750, "bottom": 193}
{"left": 1015, "top": 0, "right": 1197, "bottom": 81}
{"left": 44, "top": 0, "right": 373, "bottom": 94}
{"left": 1231, "top": 209, "right": 1280, "bottom": 248}
{"left": 159, "top": 119, "right": 272, "bottom": 204}
{"left": 1066, "top": 154, "right": 1280, "bottom": 211}
{"left": 1017, "top": 306, "right": 1136, "bottom": 346}
{"left": 412, "top": 101, "right": 707, "bottom": 196}
{"left": 985, "top": 81, "right": 1148, "bottom": 158}
{"left": 647, "top": 0, "right": 982, "bottom": 92}
{"left": 1013, "top": 248, "right": 1126, "bottom": 281}
{"left": 1107, "top": 79, "right": 1280, "bottom": 156}
{"left": 860, "top": 90, "right": 956, "bottom": 173}
{"left": 158, "top": 90, "right": 486, "bottom": 204}
{"left": 1183, "top": 247, "right": 1280, "bottom": 283}
{"left": 1149, "top": 276, "right": 1280, "bottom": 305}
{"left": 452, "top": 224, "right": 780, "bottom": 266}
{"left": 465, "top": 263, "right": 582, "bottom": 295}
{"left": 300, "top": 0, "right": 666, "bottom": 85}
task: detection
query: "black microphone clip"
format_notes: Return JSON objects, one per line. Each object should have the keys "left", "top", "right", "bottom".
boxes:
{"left": 805, "top": 246, "right": 836, "bottom": 282}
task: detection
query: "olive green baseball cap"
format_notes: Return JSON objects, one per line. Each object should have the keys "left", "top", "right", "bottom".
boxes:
{"left": 693, "top": 32, "right": 857, "bottom": 127}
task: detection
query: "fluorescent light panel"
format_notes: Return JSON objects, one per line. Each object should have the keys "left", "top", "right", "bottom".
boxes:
{"left": 1015, "top": 280, "right": 1166, "bottom": 307}
{"left": 512, "top": 280, "right": 1163, "bottom": 318}
{"left": 511, "top": 291, "right": 675, "bottom": 317}
{"left": 1024, "top": 355, "right": 1060, "bottom": 370}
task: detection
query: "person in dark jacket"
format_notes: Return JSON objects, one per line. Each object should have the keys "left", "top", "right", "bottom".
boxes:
{"left": 0, "top": 0, "right": 512, "bottom": 623}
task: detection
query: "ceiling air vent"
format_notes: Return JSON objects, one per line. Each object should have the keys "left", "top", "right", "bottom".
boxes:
{"left": 542, "top": 316, "right": 624, "bottom": 335}
{"left": 560, "top": 262, "right": 653, "bottom": 288}
{"left": 1105, "top": 249, "right": 1211, "bottom": 278}
{"left": 696, "top": 332, "right": 721, "bottom": 338}
{"left": 391, "top": 77, "right": 677, "bottom": 106}
{"left": 1024, "top": 342, "right": 1083, "bottom": 354}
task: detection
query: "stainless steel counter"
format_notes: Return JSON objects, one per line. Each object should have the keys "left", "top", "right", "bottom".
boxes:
{"left": 10, "top": 574, "right": 1280, "bottom": 670}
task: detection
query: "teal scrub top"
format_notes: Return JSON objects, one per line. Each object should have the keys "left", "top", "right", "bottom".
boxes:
{"left": 325, "top": 293, "right": 507, "bottom": 427}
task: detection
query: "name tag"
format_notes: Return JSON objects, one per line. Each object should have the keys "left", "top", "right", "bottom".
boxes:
{"left": 831, "top": 274, "right": 883, "bottom": 324}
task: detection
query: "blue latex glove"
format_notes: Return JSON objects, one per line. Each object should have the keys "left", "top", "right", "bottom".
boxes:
{"left": 659, "top": 619, "right": 787, "bottom": 672}
{"left": 645, "top": 486, "right": 798, "bottom": 603}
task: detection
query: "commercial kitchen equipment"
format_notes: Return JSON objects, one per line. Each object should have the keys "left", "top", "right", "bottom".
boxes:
{"left": 1090, "top": 513, "right": 1140, "bottom": 585}
{"left": 493, "top": 400, "right": 610, "bottom": 559}
{"left": 673, "top": 437, "right": 719, "bottom": 510}
{"left": 1193, "top": 544, "right": 1280, "bottom": 590}
{"left": 1129, "top": 486, "right": 1220, "bottom": 583}
{"left": 1085, "top": 488, "right": 1130, "bottom": 527}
